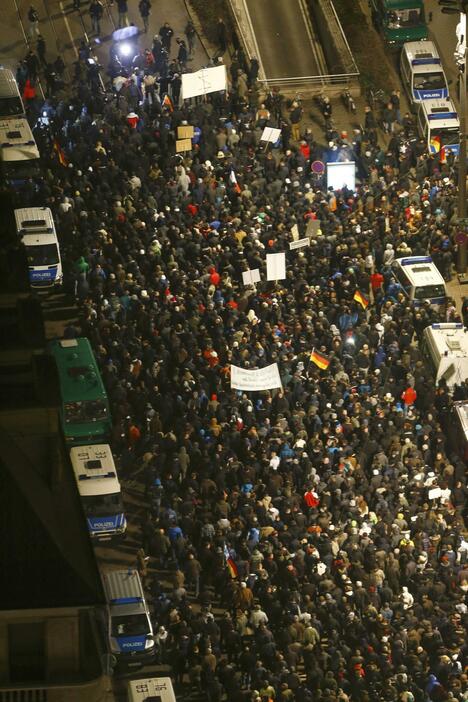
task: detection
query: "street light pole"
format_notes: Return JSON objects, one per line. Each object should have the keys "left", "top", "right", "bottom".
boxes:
{"left": 456, "top": 12, "right": 467, "bottom": 273}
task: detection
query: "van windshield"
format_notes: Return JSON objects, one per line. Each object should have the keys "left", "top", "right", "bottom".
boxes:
{"left": 414, "top": 284, "right": 445, "bottom": 300}
{"left": 387, "top": 7, "right": 422, "bottom": 27}
{"left": 64, "top": 399, "right": 109, "bottom": 423}
{"left": 27, "top": 244, "right": 59, "bottom": 266}
{"left": 82, "top": 492, "right": 122, "bottom": 515}
{"left": 430, "top": 127, "right": 458, "bottom": 147}
{"left": 414, "top": 72, "right": 446, "bottom": 90}
{"left": 0, "top": 97, "right": 24, "bottom": 117}
{"left": 112, "top": 614, "right": 149, "bottom": 637}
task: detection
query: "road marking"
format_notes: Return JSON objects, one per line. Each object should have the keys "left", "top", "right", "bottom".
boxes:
{"left": 58, "top": 0, "right": 79, "bottom": 57}
{"left": 297, "top": 0, "right": 327, "bottom": 76}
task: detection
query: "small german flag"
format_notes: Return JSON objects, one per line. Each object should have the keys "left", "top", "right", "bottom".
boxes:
{"left": 53, "top": 139, "right": 68, "bottom": 167}
{"left": 310, "top": 348, "right": 330, "bottom": 370}
{"left": 353, "top": 290, "right": 369, "bottom": 309}
{"left": 224, "top": 544, "right": 238, "bottom": 579}
{"left": 162, "top": 94, "right": 174, "bottom": 112}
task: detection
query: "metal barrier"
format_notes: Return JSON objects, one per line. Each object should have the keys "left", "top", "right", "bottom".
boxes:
{"left": 257, "top": 73, "right": 360, "bottom": 90}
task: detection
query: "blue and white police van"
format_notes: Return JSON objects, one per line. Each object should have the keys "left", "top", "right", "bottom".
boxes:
{"left": 70, "top": 444, "right": 126, "bottom": 542}
{"left": 14, "top": 207, "right": 63, "bottom": 290}
{"left": 392, "top": 256, "right": 446, "bottom": 309}
{"left": 417, "top": 98, "right": 460, "bottom": 159}
{"left": 103, "top": 570, "right": 155, "bottom": 669}
{"left": 401, "top": 40, "right": 449, "bottom": 108}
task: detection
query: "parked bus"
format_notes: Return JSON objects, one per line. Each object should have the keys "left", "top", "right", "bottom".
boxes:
{"left": 49, "top": 338, "right": 112, "bottom": 445}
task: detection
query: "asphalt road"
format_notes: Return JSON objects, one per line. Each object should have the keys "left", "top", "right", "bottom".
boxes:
{"left": 244, "top": 0, "right": 326, "bottom": 80}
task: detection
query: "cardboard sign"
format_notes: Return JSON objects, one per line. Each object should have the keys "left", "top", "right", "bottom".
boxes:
{"left": 289, "top": 237, "right": 310, "bottom": 250}
{"left": 242, "top": 268, "right": 261, "bottom": 286}
{"left": 290, "top": 224, "right": 299, "bottom": 241}
{"left": 260, "top": 127, "right": 281, "bottom": 143}
{"left": 176, "top": 139, "right": 192, "bottom": 153}
{"left": 428, "top": 487, "right": 442, "bottom": 500}
{"left": 181, "top": 65, "right": 227, "bottom": 100}
{"left": 231, "top": 363, "right": 282, "bottom": 391}
{"left": 266, "top": 252, "right": 286, "bottom": 281}
{"left": 177, "top": 125, "right": 194, "bottom": 139}
{"left": 306, "top": 219, "right": 321, "bottom": 237}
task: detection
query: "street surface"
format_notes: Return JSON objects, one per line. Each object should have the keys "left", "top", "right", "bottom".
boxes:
{"left": 244, "top": 0, "right": 327, "bottom": 79}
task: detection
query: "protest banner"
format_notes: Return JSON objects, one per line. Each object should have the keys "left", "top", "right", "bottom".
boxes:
{"left": 231, "top": 363, "right": 282, "bottom": 391}
{"left": 176, "top": 139, "right": 192, "bottom": 153}
{"left": 289, "top": 238, "right": 310, "bottom": 250}
{"left": 260, "top": 127, "right": 281, "bottom": 144}
{"left": 242, "top": 269, "right": 261, "bottom": 286}
{"left": 266, "top": 252, "right": 286, "bottom": 281}
{"left": 181, "top": 65, "right": 227, "bottom": 100}
{"left": 177, "top": 125, "right": 195, "bottom": 139}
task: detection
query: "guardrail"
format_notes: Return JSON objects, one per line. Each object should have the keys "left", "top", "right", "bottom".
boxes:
{"left": 257, "top": 73, "right": 360, "bottom": 89}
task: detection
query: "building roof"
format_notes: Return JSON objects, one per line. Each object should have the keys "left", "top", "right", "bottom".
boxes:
{"left": 0, "top": 426, "right": 105, "bottom": 610}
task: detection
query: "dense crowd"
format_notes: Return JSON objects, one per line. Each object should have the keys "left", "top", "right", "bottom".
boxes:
{"left": 14, "top": 13, "right": 468, "bottom": 702}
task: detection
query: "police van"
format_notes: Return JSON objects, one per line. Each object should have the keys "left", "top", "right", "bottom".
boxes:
{"left": 103, "top": 570, "right": 155, "bottom": 669}
{"left": 416, "top": 98, "right": 459, "bottom": 159}
{"left": 422, "top": 323, "right": 468, "bottom": 389}
{"left": 0, "top": 117, "right": 41, "bottom": 187}
{"left": 127, "top": 677, "right": 176, "bottom": 702}
{"left": 14, "top": 207, "right": 63, "bottom": 290}
{"left": 0, "top": 67, "right": 25, "bottom": 118}
{"left": 392, "top": 256, "right": 446, "bottom": 309}
{"left": 400, "top": 40, "right": 448, "bottom": 108}
{"left": 70, "top": 444, "right": 126, "bottom": 542}
{"left": 451, "top": 401, "right": 468, "bottom": 462}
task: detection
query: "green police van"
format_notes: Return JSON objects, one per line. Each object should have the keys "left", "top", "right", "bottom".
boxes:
{"left": 370, "top": 0, "right": 428, "bottom": 47}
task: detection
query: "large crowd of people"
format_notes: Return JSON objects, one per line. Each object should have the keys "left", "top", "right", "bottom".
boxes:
{"left": 13, "top": 13, "right": 468, "bottom": 702}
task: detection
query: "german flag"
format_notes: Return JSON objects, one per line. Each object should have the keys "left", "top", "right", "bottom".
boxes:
{"left": 353, "top": 290, "right": 369, "bottom": 309}
{"left": 310, "top": 348, "right": 330, "bottom": 370}
{"left": 224, "top": 544, "right": 239, "bottom": 579}
{"left": 53, "top": 139, "right": 68, "bottom": 167}
{"left": 162, "top": 94, "right": 174, "bottom": 112}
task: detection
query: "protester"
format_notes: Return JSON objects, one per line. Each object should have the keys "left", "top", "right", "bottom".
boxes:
{"left": 20, "top": 20, "right": 468, "bottom": 702}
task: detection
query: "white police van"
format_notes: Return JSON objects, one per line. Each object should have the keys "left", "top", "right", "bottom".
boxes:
{"left": 417, "top": 98, "right": 459, "bottom": 159}
{"left": 400, "top": 40, "right": 449, "bottom": 108}
{"left": 422, "top": 323, "right": 468, "bottom": 389}
{"left": 14, "top": 207, "right": 63, "bottom": 290}
{"left": 127, "top": 677, "right": 176, "bottom": 702}
{"left": 103, "top": 570, "right": 155, "bottom": 669}
{"left": 0, "top": 117, "right": 41, "bottom": 187}
{"left": 70, "top": 444, "right": 126, "bottom": 542}
{"left": 392, "top": 256, "right": 446, "bottom": 309}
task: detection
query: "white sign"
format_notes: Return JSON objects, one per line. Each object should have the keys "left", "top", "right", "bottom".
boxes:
{"left": 266, "top": 252, "right": 286, "bottom": 281}
{"left": 181, "top": 65, "right": 227, "bottom": 100}
{"left": 289, "top": 237, "right": 310, "bottom": 250}
{"left": 327, "top": 161, "right": 356, "bottom": 191}
{"left": 231, "top": 363, "right": 282, "bottom": 391}
{"left": 242, "top": 268, "right": 261, "bottom": 286}
{"left": 260, "top": 127, "right": 281, "bottom": 143}
{"left": 428, "top": 487, "right": 442, "bottom": 500}
{"left": 290, "top": 224, "right": 299, "bottom": 241}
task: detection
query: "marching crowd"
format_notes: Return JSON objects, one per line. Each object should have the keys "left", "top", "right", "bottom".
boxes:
{"left": 13, "top": 9, "right": 468, "bottom": 702}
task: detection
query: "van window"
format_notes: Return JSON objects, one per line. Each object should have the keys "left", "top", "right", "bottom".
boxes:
{"left": 26, "top": 243, "right": 59, "bottom": 266}
{"left": 394, "top": 266, "right": 412, "bottom": 295}
{"left": 387, "top": 7, "right": 421, "bottom": 27}
{"left": 64, "top": 399, "right": 109, "bottom": 423}
{"left": 414, "top": 283, "right": 445, "bottom": 300}
{"left": 0, "top": 97, "right": 24, "bottom": 118}
{"left": 112, "top": 614, "right": 148, "bottom": 637}
{"left": 82, "top": 492, "right": 122, "bottom": 515}
{"left": 414, "top": 71, "right": 446, "bottom": 90}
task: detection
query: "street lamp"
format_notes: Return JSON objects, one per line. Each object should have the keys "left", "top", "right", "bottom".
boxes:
{"left": 438, "top": 0, "right": 467, "bottom": 272}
